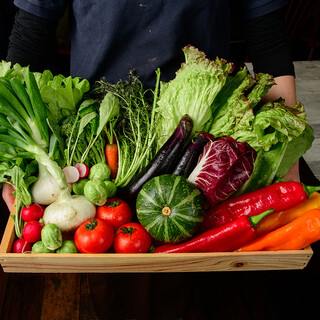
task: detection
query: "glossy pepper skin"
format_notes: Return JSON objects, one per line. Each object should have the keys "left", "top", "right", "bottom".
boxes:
{"left": 201, "top": 181, "right": 320, "bottom": 232}
{"left": 237, "top": 208, "right": 320, "bottom": 251}
{"left": 257, "top": 192, "right": 320, "bottom": 236}
{"left": 154, "top": 210, "right": 273, "bottom": 254}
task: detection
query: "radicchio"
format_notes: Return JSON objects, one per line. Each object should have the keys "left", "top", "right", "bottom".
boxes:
{"left": 187, "top": 136, "right": 256, "bottom": 208}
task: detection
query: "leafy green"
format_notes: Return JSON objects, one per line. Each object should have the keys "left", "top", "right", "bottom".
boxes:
{"left": 61, "top": 93, "right": 120, "bottom": 167}
{"left": 232, "top": 99, "right": 308, "bottom": 151}
{"left": 156, "top": 45, "right": 314, "bottom": 193}
{"left": 34, "top": 72, "right": 90, "bottom": 123}
{"left": 205, "top": 70, "right": 275, "bottom": 140}
{"left": 93, "top": 69, "right": 161, "bottom": 187}
{"left": 0, "top": 61, "right": 28, "bottom": 81}
{"left": 156, "top": 46, "right": 233, "bottom": 147}
{"left": 276, "top": 124, "right": 314, "bottom": 177}
{"left": 0, "top": 159, "right": 38, "bottom": 237}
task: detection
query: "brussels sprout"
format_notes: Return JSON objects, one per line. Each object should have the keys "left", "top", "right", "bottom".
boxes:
{"left": 32, "top": 241, "right": 55, "bottom": 253}
{"left": 84, "top": 179, "right": 109, "bottom": 205}
{"left": 89, "top": 163, "right": 111, "bottom": 181}
{"left": 56, "top": 240, "right": 78, "bottom": 253}
{"left": 41, "top": 223, "right": 63, "bottom": 250}
{"left": 73, "top": 178, "right": 89, "bottom": 195}
{"left": 104, "top": 180, "right": 117, "bottom": 197}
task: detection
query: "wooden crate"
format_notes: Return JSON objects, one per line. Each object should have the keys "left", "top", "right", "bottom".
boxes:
{"left": 0, "top": 211, "right": 313, "bottom": 273}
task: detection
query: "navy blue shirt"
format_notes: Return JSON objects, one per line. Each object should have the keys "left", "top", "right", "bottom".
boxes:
{"left": 13, "top": 0, "right": 288, "bottom": 88}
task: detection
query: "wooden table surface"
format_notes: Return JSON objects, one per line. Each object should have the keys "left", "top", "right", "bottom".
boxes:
{"left": 1, "top": 61, "right": 320, "bottom": 320}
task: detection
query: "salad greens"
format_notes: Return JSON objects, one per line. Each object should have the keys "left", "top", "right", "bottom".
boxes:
{"left": 34, "top": 70, "right": 90, "bottom": 123}
{"left": 187, "top": 136, "right": 256, "bottom": 207}
{"left": 156, "top": 45, "right": 314, "bottom": 188}
{"left": 156, "top": 45, "right": 233, "bottom": 146}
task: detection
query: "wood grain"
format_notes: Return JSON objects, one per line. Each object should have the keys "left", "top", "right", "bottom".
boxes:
{"left": 40, "top": 274, "right": 81, "bottom": 320}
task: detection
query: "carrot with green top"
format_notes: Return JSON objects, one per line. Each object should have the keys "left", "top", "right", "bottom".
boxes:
{"left": 105, "top": 143, "right": 118, "bottom": 180}
{"left": 105, "top": 124, "right": 118, "bottom": 180}
{"left": 237, "top": 208, "right": 320, "bottom": 251}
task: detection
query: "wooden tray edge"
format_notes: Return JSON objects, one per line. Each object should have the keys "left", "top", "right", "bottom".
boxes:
{"left": 0, "top": 207, "right": 314, "bottom": 273}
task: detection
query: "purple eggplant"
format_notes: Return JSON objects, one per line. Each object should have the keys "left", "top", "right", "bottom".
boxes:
{"left": 120, "top": 114, "right": 193, "bottom": 204}
{"left": 172, "top": 135, "right": 209, "bottom": 177}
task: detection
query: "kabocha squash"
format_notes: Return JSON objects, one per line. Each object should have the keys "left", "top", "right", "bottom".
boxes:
{"left": 136, "top": 174, "right": 203, "bottom": 244}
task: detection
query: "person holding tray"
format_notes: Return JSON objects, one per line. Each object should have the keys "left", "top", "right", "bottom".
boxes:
{"left": 2, "top": 0, "right": 300, "bottom": 319}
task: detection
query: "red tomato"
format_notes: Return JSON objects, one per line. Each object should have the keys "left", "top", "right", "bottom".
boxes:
{"left": 12, "top": 238, "right": 32, "bottom": 253}
{"left": 21, "top": 203, "right": 44, "bottom": 222}
{"left": 96, "top": 197, "right": 132, "bottom": 231}
{"left": 113, "top": 222, "right": 151, "bottom": 253}
{"left": 74, "top": 218, "right": 114, "bottom": 253}
{"left": 23, "top": 220, "right": 43, "bottom": 243}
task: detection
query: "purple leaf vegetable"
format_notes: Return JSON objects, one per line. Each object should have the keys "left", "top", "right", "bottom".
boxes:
{"left": 187, "top": 136, "right": 256, "bottom": 207}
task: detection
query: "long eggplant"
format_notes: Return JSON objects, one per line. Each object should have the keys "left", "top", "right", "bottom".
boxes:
{"left": 120, "top": 114, "right": 193, "bottom": 204}
{"left": 172, "top": 135, "right": 209, "bottom": 177}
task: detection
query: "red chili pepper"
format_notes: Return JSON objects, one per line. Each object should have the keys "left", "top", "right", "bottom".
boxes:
{"left": 154, "top": 210, "right": 273, "bottom": 253}
{"left": 200, "top": 181, "right": 320, "bottom": 232}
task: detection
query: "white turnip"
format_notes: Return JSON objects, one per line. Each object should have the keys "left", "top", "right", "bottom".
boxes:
{"left": 31, "top": 164, "right": 61, "bottom": 205}
{"left": 43, "top": 188, "right": 96, "bottom": 232}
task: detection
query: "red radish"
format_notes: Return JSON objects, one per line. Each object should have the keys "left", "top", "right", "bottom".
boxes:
{"left": 75, "top": 163, "right": 90, "bottom": 178}
{"left": 21, "top": 203, "right": 44, "bottom": 222}
{"left": 62, "top": 166, "right": 80, "bottom": 183}
{"left": 12, "top": 238, "right": 32, "bottom": 253}
{"left": 23, "top": 220, "right": 43, "bottom": 243}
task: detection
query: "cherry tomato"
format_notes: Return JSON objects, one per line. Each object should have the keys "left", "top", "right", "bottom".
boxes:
{"left": 12, "top": 238, "right": 32, "bottom": 253}
{"left": 23, "top": 220, "right": 43, "bottom": 243}
{"left": 21, "top": 203, "right": 44, "bottom": 222}
{"left": 96, "top": 197, "right": 132, "bottom": 231}
{"left": 74, "top": 218, "right": 114, "bottom": 253}
{"left": 113, "top": 222, "right": 151, "bottom": 253}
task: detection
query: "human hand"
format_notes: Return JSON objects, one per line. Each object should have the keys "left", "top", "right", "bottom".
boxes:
{"left": 2, "top": 182, "right": 16, "bottom": 212}
{"left": 283, "top": 161, "right": 300, "bottom": 182}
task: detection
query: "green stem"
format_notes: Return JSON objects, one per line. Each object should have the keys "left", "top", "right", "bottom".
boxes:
{"left": 248, "top": 209, "right": 274, "bottom": 229}
{"left": 303, "top": 184, "right": 320, "bottom": 198}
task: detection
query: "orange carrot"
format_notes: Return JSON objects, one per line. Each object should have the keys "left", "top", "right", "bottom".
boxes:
{"left": 105, "top": 143, "right": 118, "bottom": 180}
{"left": 237, "top": 208, "right": 320, "bottom": 251}
{"left": 257, "top": 192, "right": 320, "bottom": 236}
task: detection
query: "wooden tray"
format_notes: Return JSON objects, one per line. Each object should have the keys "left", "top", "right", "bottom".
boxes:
{"left": 0, "top": 211, "right": 313, "bottom": 273}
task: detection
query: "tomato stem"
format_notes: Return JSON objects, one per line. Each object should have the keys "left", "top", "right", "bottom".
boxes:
{"left": 119, "top": 227, "right": 136, "bottom": 237}
{"left": 106, "top": 200, "right": 120, "bottom": 208}
{"left": 85, "top": 219, "right": 98, "bottom": 231}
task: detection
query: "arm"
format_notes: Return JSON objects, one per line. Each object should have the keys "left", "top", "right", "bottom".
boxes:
{"left": 263, "top": 75, "right": 299, "bottom": 181}
{"left": 244, "top": 5, "right": 300, "bottom": 182}
{"left": 6, "top": 8, "right": 59, "bottom": 73}
{"left": 3, "top": 8, "right": 60, "bottom": 211}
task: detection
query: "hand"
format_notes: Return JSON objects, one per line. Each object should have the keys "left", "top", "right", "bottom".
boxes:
{"left": 283, "top": 160, "right": 300, "bottom": 182}
{"left": 2, "top": 182, "right": 16, "bottom": 212}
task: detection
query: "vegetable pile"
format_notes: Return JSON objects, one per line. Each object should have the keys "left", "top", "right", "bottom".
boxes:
{"left": 1, "top": 45, "right": 320, "bottom": 256}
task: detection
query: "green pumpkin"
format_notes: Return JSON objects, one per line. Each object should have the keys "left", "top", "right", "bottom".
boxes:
{"left": 136, "top": 174, "right": 203, "bottom": 244}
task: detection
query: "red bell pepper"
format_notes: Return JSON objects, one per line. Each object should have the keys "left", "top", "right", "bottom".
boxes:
{"left": 201, "top": 181, "right": 320, "bottom": 232}
{"left": 154, "top": 210, "right": 273, "bottom": 254}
